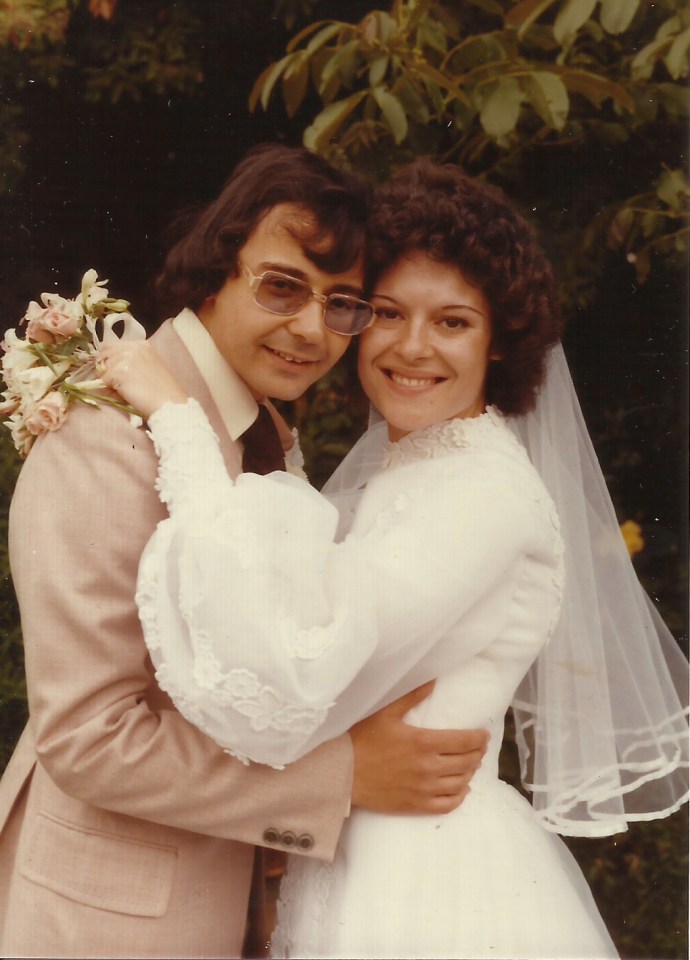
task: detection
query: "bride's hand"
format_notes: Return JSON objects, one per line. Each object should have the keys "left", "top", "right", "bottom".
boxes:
{"left": 97, "top": 342, "right": 189, "bottom": 419}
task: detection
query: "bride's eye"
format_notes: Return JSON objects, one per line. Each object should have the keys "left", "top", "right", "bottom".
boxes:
{"left": 439, "top": 316, "right": 469, "bottom": 330}
{"left": 374, "top": 307, "right": 403, "bottom": 323}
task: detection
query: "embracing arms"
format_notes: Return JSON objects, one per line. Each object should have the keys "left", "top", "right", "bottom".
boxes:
{"left": 8, "top": 331, "right": 484, "bottom": 847}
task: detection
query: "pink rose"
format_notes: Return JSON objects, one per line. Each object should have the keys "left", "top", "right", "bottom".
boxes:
{"left": 23, "top": 295, "right": 83, "bottom": 343}
{"left": 24, "top": 391, "right": 68, "bottom": 437}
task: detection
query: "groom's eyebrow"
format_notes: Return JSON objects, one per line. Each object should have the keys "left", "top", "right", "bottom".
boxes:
{"left": 259, "top": 261, "right": 365, "bottom": 297}
{"left": 258, "top": 260, "right": 305, "bottom": 277}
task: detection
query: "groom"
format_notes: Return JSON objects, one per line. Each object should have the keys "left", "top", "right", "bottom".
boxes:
{"left": 0, "top": 144, "right": 487, "bottom": 959}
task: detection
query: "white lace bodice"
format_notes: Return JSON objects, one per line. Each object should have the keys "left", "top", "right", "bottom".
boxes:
{"left": 136, "top": 400, "right": 564, "bottom": 768}
{"left": 380, "top": 406, "right": 514, "bottom": 468}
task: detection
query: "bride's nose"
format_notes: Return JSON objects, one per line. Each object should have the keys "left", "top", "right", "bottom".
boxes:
{"left": 394, "top": 317, "right": 433, "bottom": 361}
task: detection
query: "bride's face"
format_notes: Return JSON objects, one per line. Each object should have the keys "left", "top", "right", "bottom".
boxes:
{"left": 358, "top": 251, "right": 495, "bottom": 441}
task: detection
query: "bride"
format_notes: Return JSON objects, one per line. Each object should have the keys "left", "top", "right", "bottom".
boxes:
{"left": 100, "top": 160, "right": 688, "bottom": 959}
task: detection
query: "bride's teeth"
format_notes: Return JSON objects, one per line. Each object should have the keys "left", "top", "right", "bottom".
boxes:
{"left": 390, "top": 372, "right": 436, "bottom": 387}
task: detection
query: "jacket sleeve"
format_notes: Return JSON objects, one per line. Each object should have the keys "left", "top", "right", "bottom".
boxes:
{"left": 10, "top": 400, "right": 351, "bottom": 859}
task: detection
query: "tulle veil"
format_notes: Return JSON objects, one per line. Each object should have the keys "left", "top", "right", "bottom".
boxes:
{"left": 322, "top": 344, "right": 689, "bottom": 837}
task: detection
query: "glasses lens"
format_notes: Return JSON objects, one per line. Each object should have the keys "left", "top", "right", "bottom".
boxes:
{"left": 255, "top": 273, "right": 310, "bottom": 315}
{"left": 324, "top": 295, "right": 374, "bottom": 335}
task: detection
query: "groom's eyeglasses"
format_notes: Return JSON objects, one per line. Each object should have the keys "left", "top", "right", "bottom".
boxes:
{"left": 241, "top": 263, "right": 375, "bottom": 336}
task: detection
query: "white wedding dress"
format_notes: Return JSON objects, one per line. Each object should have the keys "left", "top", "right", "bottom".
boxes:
{"left": 136, "top": 399, "right": 618, "bottom": 959}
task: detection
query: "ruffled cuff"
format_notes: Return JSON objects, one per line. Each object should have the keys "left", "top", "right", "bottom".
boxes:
{"left": 147, "top": 398, "right": 232, "bottom": 517}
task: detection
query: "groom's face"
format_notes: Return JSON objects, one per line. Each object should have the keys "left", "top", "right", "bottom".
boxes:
{"left": 199, "top": 203, "right": 362, "bottom": 401}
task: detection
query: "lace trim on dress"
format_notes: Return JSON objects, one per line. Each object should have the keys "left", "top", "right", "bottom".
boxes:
{"left": 381, "top": 406, "right": 521, "bottom": 470}
{"left": 271, "top": 857, "right": 335, "bottom": 959}
{"left": 137, "top": 552, "right": 335, "bottom": 769}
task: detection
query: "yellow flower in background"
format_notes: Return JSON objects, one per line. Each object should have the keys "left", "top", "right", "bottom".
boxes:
{"left": 621, "top": 520, "right": 644, "bottom": 557}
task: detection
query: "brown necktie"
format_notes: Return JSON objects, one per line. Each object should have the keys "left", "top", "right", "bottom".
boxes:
{"left": 241, "top": 404, "right": 286, "bottom": 475}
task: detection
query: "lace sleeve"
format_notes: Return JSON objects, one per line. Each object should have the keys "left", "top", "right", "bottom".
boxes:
{"left": 147, "top": 398, "right": 233, "bottom": 518}
{"left": 136, "top": 449, "right": 559, "bottom": 769}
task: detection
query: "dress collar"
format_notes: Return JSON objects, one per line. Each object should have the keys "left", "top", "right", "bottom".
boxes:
{"left": 382, "top": 407, "right": 511, "bottom": 470}
{"left": 172, "top": 308, "right": 258, "bottom": 440}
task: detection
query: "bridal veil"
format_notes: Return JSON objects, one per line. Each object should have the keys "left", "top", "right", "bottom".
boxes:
{"left": 323, "top": 344, "right": 689, "bottom": 837}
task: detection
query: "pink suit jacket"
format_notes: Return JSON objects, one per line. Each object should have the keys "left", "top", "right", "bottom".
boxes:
{"left": 0, "top": 320, "right": 353, "bottom": 959}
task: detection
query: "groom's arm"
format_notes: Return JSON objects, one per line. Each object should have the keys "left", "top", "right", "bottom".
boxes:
{"left": 350, "top": 684, "right": 488, "bottom": 814}
{"left": 13, "top": 400, "right": 483, "bottom": 861}
{"left": 10, "top": 401, "right": 351, "bottom": 860}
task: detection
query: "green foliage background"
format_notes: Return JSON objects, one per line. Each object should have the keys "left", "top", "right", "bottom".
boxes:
{"left": 0, "top": 2, "right": 687, "bottom": 957}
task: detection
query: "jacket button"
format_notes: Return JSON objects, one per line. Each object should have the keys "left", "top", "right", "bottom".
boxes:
{"left": 263, "top": 827, "right": 280, "bottom": 844}
{"left": 297, "top": 834, "right": 314, "bottom": 850}
{"left": 280, "top": 830, "right": 297, "bottom": 848}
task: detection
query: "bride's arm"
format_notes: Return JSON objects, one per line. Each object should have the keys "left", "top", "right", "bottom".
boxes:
{"left": 137, "top": 397, "right": 543, "bottom": 769}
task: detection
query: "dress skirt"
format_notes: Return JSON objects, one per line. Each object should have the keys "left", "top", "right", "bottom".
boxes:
{"left": 271, "top": 774, "right": 618, "bottom": 960}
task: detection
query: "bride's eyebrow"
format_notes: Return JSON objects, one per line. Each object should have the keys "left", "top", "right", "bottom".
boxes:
{"left": 372, "top": 294, "right": 486, "bottom": 317}
{"left": 440, "top": 304, "right": 487, "bottom": 316}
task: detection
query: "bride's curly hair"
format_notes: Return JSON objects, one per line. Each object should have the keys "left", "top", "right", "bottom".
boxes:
{"left": 366, "top": 160, "right": 563, "bottom": 415}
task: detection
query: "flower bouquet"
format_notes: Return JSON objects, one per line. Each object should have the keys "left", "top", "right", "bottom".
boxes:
{"left": 1, "top": 270, "right": 146, "bottom": 457}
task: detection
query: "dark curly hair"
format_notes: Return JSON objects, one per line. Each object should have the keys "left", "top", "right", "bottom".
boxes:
{"left": 366, "top": 160, "right": 562, "bottom": 414}
{"left": 156, "top": 143, "right": 370, "bottom": 316}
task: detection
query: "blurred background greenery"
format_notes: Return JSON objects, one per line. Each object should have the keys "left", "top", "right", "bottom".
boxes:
{"left": 0, "top": 2, "right": 687, "bottom": 957}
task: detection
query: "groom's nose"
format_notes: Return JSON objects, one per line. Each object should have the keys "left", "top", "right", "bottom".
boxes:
{"left": 285, "top": 298, "right": 326, "bottom": 343}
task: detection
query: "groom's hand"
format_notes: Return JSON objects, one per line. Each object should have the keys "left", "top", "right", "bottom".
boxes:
{"left": 349, "top": 682, "right": 488, "bottom": 815}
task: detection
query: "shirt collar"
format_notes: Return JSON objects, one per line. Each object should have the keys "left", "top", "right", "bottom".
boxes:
{"left": 172, "top": 308, "right": 258, "bottom": 440}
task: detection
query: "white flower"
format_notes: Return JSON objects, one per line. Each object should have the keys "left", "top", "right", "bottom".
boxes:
{"left": 0, "top": 396, "right": 19, "bottom": 417}
{"left": 81, "top": 269, "right": 109, "bottom": 309}
{"left": 1, "top": 329, "right": 38, "bottom": 378}
{"left": 15, "top": 365, "right": 62, "bottom": 403}
{"left": 4, "top": 413, "right": 33, "bottom": 458}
